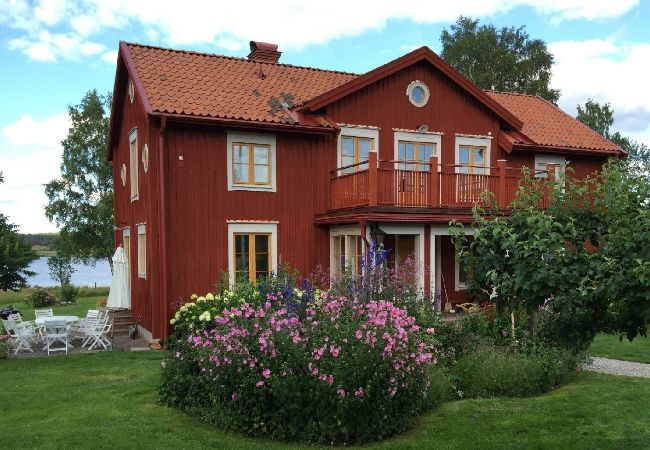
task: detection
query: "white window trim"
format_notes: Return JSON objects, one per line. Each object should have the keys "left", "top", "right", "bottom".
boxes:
{"left": 406, "top": 80, "right": 430, "bottom": 107}
{"left": 329, "top": 225, "right": 364, "bottom": 279}
{"left": 378, "top": 224, "right": 425, "bottom": 291}
{"left": 129, "top": 128, "right": 139, "bottom": 201}
{"left": 226, "top": 131, "right": 277, "bottom": 192}
{"left": 337, "top": 125, "right": 379, "bottom": 170}
{"left": 454, "top": 135, "right": 492, "bottom": 174}
{"left": 137, "top": 223, "right": 146, "bottom": 279}
{"left": 227, "top": 222, "right": 278, "bottom": 287}
{"left": 393, "top": 130, "right": 442, "bottom": 171}
{"left": 534, "top": 154, "right": 566, "bottom": 179}
{"left": 455, "top": 254, "right": 467, "bottom": 291}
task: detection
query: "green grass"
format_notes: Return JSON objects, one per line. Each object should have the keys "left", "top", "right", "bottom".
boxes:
{"left": 0, "top": 291, "right": 108, "bottom": 321}
{"left": 0, "top": 352, "right": 648, "bottom": 449}
{"left": 590, "top": 333, "right": 650, "bottom": 364}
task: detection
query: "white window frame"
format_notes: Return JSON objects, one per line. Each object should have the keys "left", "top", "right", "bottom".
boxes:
{"left": 226, "top": 131, "right": 277, "bottom": 192}
{"left": 337, "top": 125, "right": 379, "bottom": 172}
{"left": 227, "top": 221, "right": 278, "bottom": 287}
{"left": 137, "top": 224, "right": 146, "bottom": 279}
{"left": 129, "top": 128, "right": 139, "bottom": 201}
{"left": 455, "top": 135, "right": 492, "bottom": 175}
{"left": 534, "top": 154, "right": 566, "bottom": 179}
{"left": 406, "top": 80, "right": 430, "bottom": 107}
{"left": 393, "top": 130, "right": 442, "bottom": 171}
{"left": 329, "top": 226, "right": 364, "bottom": 279}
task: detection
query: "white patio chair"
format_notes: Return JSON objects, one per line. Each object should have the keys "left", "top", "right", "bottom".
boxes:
{"left": 44, "top": 319, "right": 70, "bottom": 355}
{"left": 7, "top": 312, "right": 36, "bottom": 331}
{"left": 13, "top": 322, "right": 37, "bottom": 354}
{"left": 69, "top": 310, "right": 100, "bottom": 339}
{"left": 2, "top": 318, "right": 19, "bottom": 344}
{"left": 83, "top": 315, "right": 113, "bottom": 350}
{"left": 34, "top": 308, "right": 54, "bottom": 339}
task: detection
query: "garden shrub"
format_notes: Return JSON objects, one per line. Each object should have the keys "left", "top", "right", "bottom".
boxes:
{"left": 59, "top": 284, "right": 79, "bottom": 304}
{"left": 451, "top": 345, "right": 580, "bottom": 398}
{"left": 0, "top": 333, "right": 11, "bottom": 359}
{"left": 24, "top": 287, "right": 56, "bottom": 308}
{"left": 160, "top": 291, "right": 440, "bottom": 444}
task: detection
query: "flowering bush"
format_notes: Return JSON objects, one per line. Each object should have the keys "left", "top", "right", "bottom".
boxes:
{"left": 160, "top": 291, "right": 440, "bottom": 444}
{"left": 24, "top": 287, "right": 56, "bottom": 308}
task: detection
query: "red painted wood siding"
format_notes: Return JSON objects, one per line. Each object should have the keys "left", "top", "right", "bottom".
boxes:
{"left": 439, "top": 236, "right": 468, "bottom": 304}
{"left": 163, "top": 124, "right": 334, "bottom": 313}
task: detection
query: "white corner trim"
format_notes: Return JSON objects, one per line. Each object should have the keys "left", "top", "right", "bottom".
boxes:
{"left": 227, "top": 222, "right": 278, "bottom": 287}
{"left": 337, "top": 126, "right": 380, "bottom": 169}
{"left": 393, "top": 130, "right": 442, "bottom": 170}
{"left": 226, "top": 131, "right": 277, "bottom": 192}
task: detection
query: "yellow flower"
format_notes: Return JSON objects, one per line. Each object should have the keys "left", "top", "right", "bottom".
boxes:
{"left": 190, "top": 293, "right": 198, "bottom": 300}
{"left": 169, "top": 318, "right": 176, "bottom": 325}
{"left": 180, "top": 305, "right": 188, "bottom": 313}
{"left": 203, "top": 311, "right": 211, "bottom": 321}
{"left": 205, "top": 293, "right": 215, "bottom": 301}
{"left": 197, "top": 296, "right": 206, "bottom": 302}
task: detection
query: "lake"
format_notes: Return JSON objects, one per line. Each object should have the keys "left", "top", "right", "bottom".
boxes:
{"left": 26, "top": 257, "right": 112, "bottom": 287}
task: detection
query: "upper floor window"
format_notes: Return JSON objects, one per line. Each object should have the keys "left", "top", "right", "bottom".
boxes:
{"left": 227, "top": 132, "right": 276, "bottom": 192}
{"left": 406, "top": 81, "right": 430, "bottom": 107}
{"left": 393, "top": 130, "right": 441, "bottom": 172}
{"left": 338, "top": 126, "right": 379, "bottom": 174}
{"left": 129, "top": 129, "right": 139, "bottom": 201}
{"left": 455, "top": 136, "right": 492, "bottom": 176}
{"left": 535, "top": 154, "right": 566, "bottom": 181}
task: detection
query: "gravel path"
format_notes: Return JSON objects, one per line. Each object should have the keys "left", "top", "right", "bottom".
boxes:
{"left": 585, "top": 357, "right": 650, "bottom": 378}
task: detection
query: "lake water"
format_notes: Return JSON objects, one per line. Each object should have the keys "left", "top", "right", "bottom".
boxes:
{"left": 26, "top": 257, "right": 112, "bottom": 287}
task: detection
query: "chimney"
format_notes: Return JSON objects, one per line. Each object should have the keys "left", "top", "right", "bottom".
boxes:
{"left": 248, "top": 41, "right": 282, "bottom": 63}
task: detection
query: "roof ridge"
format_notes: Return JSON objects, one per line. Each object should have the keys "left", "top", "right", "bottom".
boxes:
{"left": 485, "top": 90, "right": 542, "bottom": 99}
{"left": 123, "top": 41, "right": 360, "bottom": 77}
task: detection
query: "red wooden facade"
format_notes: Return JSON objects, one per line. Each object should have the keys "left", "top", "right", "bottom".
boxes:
{"left": 108, "top": 41, "right": 622, "bottom": 339}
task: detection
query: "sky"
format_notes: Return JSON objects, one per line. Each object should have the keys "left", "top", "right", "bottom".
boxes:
{"left": 0, "top": 0, "right": 649, "bottom": 233}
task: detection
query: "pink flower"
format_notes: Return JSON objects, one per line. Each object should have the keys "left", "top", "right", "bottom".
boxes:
{"left": 262, "top": 368, "right": 271, "bottom": 379}
{"left": 354, "top": 387, "right": 365, "bottom": 397}
{"left": 426, "top": 328, "right": 435, "bottom": 334}
{"left": 231, "top": 393, "right": 238, "bottom": 401}
{"left": 336, "top": 388, "right": 346, "bottom": 398}
{"left": 329, "top": 345, "right": 340, "bottom": 357}
{"left": 355, "top": 330, "right": 362, "bottom": 339}
{"left": 256, "top": 380, "right": 265, "bottom": 388}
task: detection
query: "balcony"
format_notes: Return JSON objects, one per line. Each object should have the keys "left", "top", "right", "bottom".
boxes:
{"left": 329, "top": 152, "right": 552, "bottom": 211}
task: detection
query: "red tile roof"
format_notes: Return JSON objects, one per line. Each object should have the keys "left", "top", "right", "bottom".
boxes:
{"left": 124, "top": 42, "right": 357, "bottom": 126}
{"left": 486, "top": 91, "right": 623, "bottom": 154}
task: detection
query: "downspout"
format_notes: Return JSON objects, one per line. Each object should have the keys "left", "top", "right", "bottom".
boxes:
{"left": 158, "top": 116, "right": 170, "bottom": 339}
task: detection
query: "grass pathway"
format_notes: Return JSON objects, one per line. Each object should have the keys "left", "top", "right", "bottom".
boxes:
{"left": 0, "top": 352, "right": 649, "bottom": 449}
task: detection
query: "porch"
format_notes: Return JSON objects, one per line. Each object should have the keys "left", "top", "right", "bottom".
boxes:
{"left": 328, "top": 152, "right": 553, "bottom": 211}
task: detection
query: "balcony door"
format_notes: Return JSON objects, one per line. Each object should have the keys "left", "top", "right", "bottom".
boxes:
{"left": 457, "top": 144, "right": 488, "bottom": 204}
{"left": 397, "top": 141, "right": 435, "bottom": 206}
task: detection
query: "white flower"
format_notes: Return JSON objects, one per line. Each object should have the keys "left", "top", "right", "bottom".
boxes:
{"left": 190, "top": 293, "right": 198, "bottom": 300}
{"left": 206, "top": 293, "right": 215, "bottom": 301}
{"left": 197, "top": 296, "right": 206, "bottom": 302}
{"left": 169, "top": 318, "right": 176, "bottom": 325}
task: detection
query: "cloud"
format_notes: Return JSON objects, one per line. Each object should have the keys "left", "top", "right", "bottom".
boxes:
{"left": 0, "top": 0, "right": 641, "bottom": 63}
{"left": 101, "top": 50, "right": 118, "bottom": 65}
{"left": 9, "top": 30, "right": 106, "bottom": 62}
{"left": 0, "top": 112, "right": 70, "bottom": 233}
{"left": 550, "top": 39, "right": 650, "bottom": 143}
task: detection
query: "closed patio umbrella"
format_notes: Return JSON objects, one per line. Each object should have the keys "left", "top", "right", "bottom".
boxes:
{"left": 107, "top": 246, "right": 130, "bottom": 309}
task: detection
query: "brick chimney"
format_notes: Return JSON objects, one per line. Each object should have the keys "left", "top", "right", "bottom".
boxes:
{"left": 247, "top": 41, "right": 282, "bottom": 63}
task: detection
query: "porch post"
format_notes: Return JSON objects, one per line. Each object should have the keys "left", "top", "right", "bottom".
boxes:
{"left": 368, "top": 151, "right": 378, "bottom": 206}
{"left": 497, "top": 159, "right": 507, "bottom": 209}
{"left": 430, "top": 230, "right": 438, "bottom": 309}
{"left": 429, "top": 156, "right": 439, "bottom": 207}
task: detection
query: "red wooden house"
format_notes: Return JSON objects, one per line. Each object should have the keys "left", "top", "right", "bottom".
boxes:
{"left": 107, "top": 41, "right": 624, "bottom": 339}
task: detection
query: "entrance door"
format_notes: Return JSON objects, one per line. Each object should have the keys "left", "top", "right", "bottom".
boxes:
{"left": 385, "top": 234, "right": 417, "bottom": 269}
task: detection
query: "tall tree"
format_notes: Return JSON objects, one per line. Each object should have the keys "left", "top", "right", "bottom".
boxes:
{"left": 45, "top": 90, "right": 114, "bottom": 267}
{"left": 576, "top": 99, "right": 650, "bottom": 166}
{"left": 48, "top": 255, "right": 75, "bottom": 287}
{"left": 441, "top": 16, "right": 560, "bottom": 103}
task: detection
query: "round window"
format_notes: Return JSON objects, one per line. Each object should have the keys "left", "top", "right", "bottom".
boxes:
{"left": 406, "top": 81, "right": 430, "bottom": 107}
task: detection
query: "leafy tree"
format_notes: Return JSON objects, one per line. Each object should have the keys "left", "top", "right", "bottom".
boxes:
{"left": 47, "top": 255, "right": 75, "bottom": 287}
{"left": 451, "top": 161, "right": 650, "bottom": 349}
{"left": 45, "top": 90, "right": 114, "bottom": 268}
{"left": 0, "top": 213, "right": 37, "bottom": 291}
{"left": 576, "top": 99, "right": 650, "bottom": 167}
{"left": 440, "top": 16, "right": 560, "bottom": 103}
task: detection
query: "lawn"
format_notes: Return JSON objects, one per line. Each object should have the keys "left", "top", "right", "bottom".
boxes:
{"left": 590, "top": 333, "right": 650, "bottom": 364}
{"left": 0, "top": 287, "right": 109, "bottom": 321}
{"left": 0, "top": 352, "right": 648, "bottom": 449}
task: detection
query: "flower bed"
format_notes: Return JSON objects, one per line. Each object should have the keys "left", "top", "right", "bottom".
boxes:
{"left": 160, "top": 291, "right": 440, "bottom": 444}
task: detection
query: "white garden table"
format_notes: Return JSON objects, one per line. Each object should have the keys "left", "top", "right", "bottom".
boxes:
{"left": 35, "top": 316, "right": 79, "bottom": 349}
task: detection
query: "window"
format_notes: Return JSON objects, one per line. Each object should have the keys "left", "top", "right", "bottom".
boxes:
{"left": 455, "top": 236, "right": 473, "bottom": 291}
{"left": 337, "top": 126, "right": 379, "bottom": 174}
{"left": 455, "top": 136, "right": 491, "bottom": 177}
{"left": 137, "top": 224, "right": 146, "bottom": 278}
{"left": 122, "top": 228, "right": 131, "bottom": 266}
{"left": 535, "top": 154, "right": 566, "bottom": 180}
{"left": 232, "top": 143, "right": 271, "bottom": 185}
{"left": 129, "top": 129, "right": 138, "bottom": 200}
{"left": 227, "top": 132, "right": 276, "bottom": 192}
{"left": 393, "top": 130, "right": 441, "bottom": 171}
{"left": 228, "top": 222, "right": 278, "bottom": 286}
{"left": 406, "top": 81, "right": 430, "bottom": 107}
{"left": 330, "top": 231, "right": 364, "bottom": 277}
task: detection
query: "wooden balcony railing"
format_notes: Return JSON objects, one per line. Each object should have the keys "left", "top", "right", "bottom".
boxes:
{"left": 328, "top": 152, "right": 556, "bottom": 211}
